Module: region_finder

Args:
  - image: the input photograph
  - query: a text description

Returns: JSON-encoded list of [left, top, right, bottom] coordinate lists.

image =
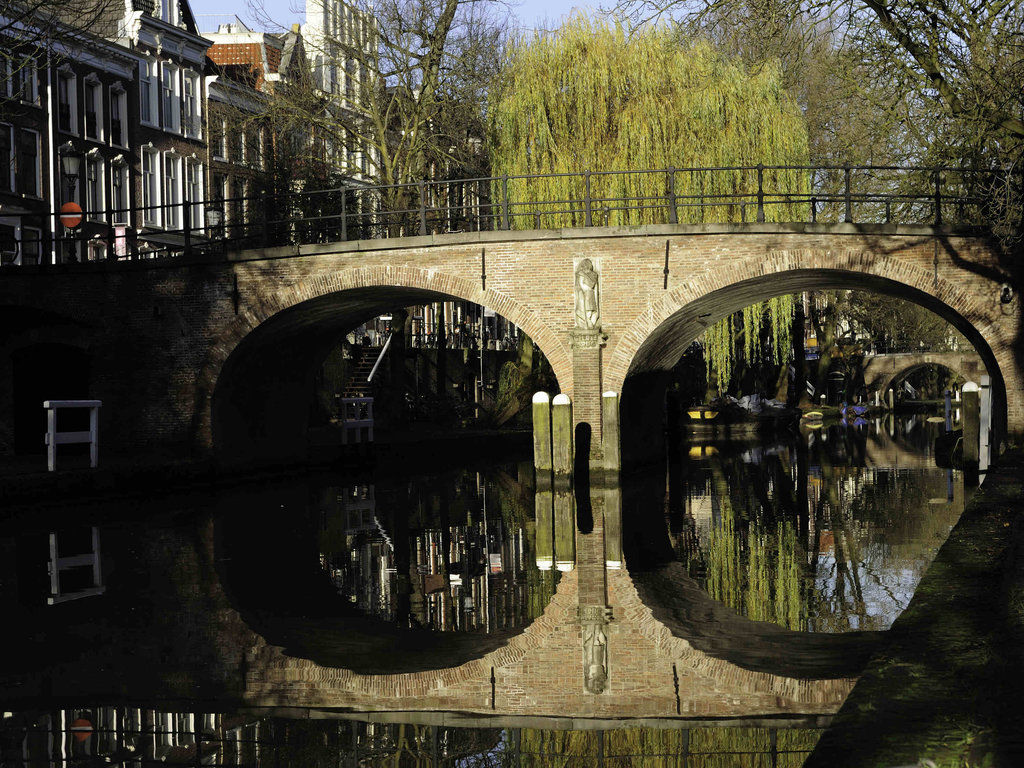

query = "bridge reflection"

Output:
[[0, 707, 826, 767], [0, 423, 962, 724]]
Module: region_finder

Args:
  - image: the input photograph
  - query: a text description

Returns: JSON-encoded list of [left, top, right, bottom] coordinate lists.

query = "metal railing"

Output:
[[0, 164, 1004, 267]]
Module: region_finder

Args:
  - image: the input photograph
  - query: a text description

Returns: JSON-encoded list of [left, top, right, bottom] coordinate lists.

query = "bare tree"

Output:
[[252, 0, 511, 225]]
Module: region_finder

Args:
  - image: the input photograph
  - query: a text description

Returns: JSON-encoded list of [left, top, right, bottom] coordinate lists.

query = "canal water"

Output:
[[0, 415, 964, 766]]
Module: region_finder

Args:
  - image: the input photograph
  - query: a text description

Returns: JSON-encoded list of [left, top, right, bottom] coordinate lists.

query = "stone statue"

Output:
[[583, 621, 608, 694], [575, 259, 600, 329]]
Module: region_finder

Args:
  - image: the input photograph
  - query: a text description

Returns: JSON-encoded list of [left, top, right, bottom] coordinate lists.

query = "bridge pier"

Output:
[[570, 328, 606, 460]]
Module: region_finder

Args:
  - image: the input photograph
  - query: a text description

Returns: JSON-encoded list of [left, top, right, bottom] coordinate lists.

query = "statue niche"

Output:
[[574, 258, 600, 330]]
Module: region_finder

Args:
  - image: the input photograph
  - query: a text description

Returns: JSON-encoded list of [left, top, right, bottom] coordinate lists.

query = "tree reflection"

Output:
[[674, 418, 965, 632]]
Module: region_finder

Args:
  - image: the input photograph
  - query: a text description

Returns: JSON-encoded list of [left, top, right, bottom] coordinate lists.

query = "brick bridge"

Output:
[[0, 222, 1018, 461], [861, 351, 986, 395]]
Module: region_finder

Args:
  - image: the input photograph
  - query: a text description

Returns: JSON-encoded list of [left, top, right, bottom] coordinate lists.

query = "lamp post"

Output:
[[59, 149, 82, 263], [205, 203, 224, 256]]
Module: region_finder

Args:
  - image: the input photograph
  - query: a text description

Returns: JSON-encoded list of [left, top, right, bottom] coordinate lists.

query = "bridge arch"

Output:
[[605, 249, 1010, 450], [864, 354, 984, 397], [196, 265, 571, 460]]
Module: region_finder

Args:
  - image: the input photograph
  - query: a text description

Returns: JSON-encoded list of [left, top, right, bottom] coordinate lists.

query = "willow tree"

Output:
[[489, 18, 807, 391]]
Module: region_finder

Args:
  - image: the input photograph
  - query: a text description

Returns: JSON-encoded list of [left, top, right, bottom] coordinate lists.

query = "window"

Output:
[[186, 159, 202, 231], [161, 64, 180, 132], [0, 125, 11, 192], [84, 79, 102, 140], [22, 226, 41, 265], [85, 156, 103, 220], [110, 160, 129, 223], [228, 129, 241, 163], [87, 241, 106, 261], [159, 0, 179, 25], [246, 128, 261, 168], [164, 154, 181, 229], [345, 59, 356, 102], [183, 72, 200, 138], [110, 87, 127, 146], [210, 171, 227, 203], [140, 60, 158, 125], [142, 148, 160, 225], [211, 117, 226, 160], [11, 60, 37, 103], [57, 72, 77, 134], [15, 129, 38, 196], [231, 178, 244, 232]]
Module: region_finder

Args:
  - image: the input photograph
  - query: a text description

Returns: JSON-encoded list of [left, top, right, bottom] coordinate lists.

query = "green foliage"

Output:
[[515, 726, 821, 766], [489, 17, 810, 228], [704, 295, 794, 392], [706, 511, 805, 630]]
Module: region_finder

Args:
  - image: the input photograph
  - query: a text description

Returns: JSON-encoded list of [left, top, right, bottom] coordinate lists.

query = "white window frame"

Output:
[[12, 59, 37, 104], [110, 158, 129, 224], [0, 123, 12, 193], [238, 127, 246, 165], [211, 116, 227, 160], [142, 147, 161, 226], [183, 71, 201, 139], [140, 60, 158, 126], [16, 128, 40, 198], [159, 0, 179, 26], [22, 225, 42, 264], [185, 159, 203, 233], [83, 76, 103, 141], [164, 152, 182, 229], [161, 63, 180, 133], [85, 154, 104, 221], [87, 240, 106, 261], [57, 70, 78, 135], [109, 86, 127, 147]]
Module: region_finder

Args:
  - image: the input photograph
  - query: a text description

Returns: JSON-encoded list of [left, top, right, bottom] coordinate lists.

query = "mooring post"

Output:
[[944, 389, 953, 432], [554, 490, 576, 571], [532, 391, 552, 475], [979, 374, 991, 471], [604, 484, 623, 570], [886, 388, 895, 411], [962, 381, 980, 482], [535, 487, 554, 571], [552, 394, 573, 480], [601, 392, 620, 473]]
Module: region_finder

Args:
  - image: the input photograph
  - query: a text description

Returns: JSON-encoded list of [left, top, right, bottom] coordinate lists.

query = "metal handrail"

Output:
[[366, 332, 393, 383], [2, 163, 1004, 266]]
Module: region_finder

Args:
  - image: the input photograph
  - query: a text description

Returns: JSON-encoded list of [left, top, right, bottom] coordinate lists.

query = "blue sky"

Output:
[[197, 0, 598, 34]]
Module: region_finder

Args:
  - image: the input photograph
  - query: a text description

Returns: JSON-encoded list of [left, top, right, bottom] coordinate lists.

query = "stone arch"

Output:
[[867, 355, 985, 396], [194, 265, 571, 460], [604, 249, 1013, 438]]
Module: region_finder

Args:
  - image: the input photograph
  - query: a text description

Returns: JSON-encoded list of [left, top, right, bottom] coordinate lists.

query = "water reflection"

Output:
[[665, 416, 965, 632], [0, 413, 971, 765], [0, 706, 824, 767], [315, 472, 558, 633]]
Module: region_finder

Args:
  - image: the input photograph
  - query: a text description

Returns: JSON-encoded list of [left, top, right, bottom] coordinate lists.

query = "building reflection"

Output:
[[317, 471, 559, 633], [0, 708, 821, 767]]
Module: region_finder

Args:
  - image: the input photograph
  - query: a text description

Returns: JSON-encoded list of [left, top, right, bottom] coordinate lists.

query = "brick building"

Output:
[[0, 22, 139, 264], [205, 20, 306, 244]]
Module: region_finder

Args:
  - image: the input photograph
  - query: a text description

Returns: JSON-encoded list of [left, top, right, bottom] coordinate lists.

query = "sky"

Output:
[[197, 0, 598, 35]]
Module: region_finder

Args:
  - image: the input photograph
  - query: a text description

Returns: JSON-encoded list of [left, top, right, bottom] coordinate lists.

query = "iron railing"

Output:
[[0, 164, 1004, 266]]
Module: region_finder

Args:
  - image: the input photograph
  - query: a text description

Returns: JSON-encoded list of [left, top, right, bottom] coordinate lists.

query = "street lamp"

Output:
[[205, 202, 224, 256], [59, 147, 82, 263]]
